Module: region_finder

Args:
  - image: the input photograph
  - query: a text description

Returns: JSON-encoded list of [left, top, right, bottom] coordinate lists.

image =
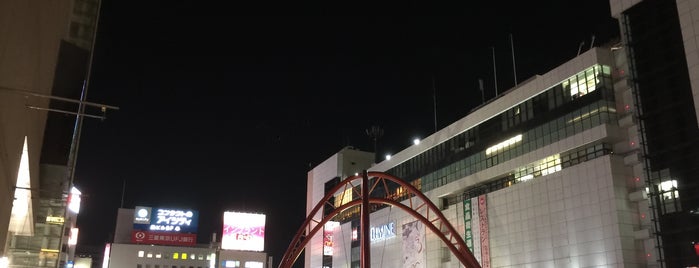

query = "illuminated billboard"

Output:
[[323, 221, 339, 255], [133, 206, 199, 233], [221, 212, 265, 251]]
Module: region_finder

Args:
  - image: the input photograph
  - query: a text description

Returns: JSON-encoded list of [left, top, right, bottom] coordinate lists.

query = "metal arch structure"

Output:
[[278, 171, 481, 268]]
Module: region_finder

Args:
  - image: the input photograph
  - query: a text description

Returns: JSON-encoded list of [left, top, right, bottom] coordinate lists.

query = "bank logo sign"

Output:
[[134, 206, 152, 224]]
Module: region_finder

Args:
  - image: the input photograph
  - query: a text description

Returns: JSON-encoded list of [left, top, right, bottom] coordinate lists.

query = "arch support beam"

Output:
[[279, 171, 481, 268]]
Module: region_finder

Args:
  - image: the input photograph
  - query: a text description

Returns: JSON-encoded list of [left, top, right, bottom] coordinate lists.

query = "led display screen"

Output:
[[221, 212, 266, 251], [133, 206, 199, 233]]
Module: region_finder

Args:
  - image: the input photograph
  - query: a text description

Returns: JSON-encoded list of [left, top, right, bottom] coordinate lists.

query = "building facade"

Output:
[[306, 46, 659, 267], [610, 0, 699, 266], [106, 208, 269, 268], [1, 0, 101, 267]]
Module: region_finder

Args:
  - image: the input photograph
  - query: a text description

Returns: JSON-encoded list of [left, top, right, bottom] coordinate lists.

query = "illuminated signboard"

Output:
[[131, 230, 196, 246], [323, 221, 339, 255], [133, 206, 198, 233], [68, 187, 81, 213], [46, 216, 65, 224], [221, 212, 266, 251], [370, 221, 395, 242], [102, 244, 110, 268], [133, 206, 151, 224], [68, 228, 79, 245]]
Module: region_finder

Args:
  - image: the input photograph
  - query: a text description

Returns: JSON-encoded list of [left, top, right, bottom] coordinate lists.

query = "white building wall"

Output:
[[305, 147, 373, 268], [107, 243, 215, 268], [0, 0, 75, 252], [676, 0, 699, 125], [324, 155, 642, 268]]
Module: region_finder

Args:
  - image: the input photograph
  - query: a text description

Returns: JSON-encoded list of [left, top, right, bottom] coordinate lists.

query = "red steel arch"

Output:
[[278, 171, 481, 268]]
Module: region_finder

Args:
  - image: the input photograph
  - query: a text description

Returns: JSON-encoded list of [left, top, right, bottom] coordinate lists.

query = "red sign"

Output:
[[478, 195, 490, 268], [131, 231, 196, 246]]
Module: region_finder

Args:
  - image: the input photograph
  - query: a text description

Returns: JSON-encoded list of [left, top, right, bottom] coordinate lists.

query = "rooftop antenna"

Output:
[[491, 46, 498, 96], [589, 35, 596, 50], [510, 33, 518, 87], [432, 75, 437, 133], [577, 41, 585, 56], [366, 125, 384, 163], [478, 78, 485, 104], [120, 179, 126, 208]]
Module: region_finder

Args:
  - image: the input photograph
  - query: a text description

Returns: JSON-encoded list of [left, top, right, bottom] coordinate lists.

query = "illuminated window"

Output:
[[659, 180, 679, 200], [138, 251, 145, 257], [173, 253, 179, 260], [181, 253, 187, 260], [224, 260, 240, 268], [190, 253, 195, 260], [245, 261, 264, 268], [514, 154, 562, 182], [147, 252, 153, 258], [334, 188, 353, 208], [564, 65, 602, 98], [486, 134, 522, 155], [197, 254, 203, 260], [156, 253, 162, 259]]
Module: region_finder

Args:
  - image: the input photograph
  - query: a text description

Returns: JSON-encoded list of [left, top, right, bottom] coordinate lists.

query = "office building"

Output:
[[306, 45, 657, 267], [105, 207, 268, 268]]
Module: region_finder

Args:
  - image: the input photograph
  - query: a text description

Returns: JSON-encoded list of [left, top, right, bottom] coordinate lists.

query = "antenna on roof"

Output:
[[577, 41, 585, 56], [589, 35, 596, 50], [478, 78, 485, 104], [432, 75, 437, 133], [510, 33, 518, 87], [120, 179, 126, 208], [366, 125, 384, 163], [491, 46, 498, 96]]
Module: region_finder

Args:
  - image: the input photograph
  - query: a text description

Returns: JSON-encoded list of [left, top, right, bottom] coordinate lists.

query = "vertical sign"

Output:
[[323, 221, 339, 256], [402, 221, 425, 268], [478, 195, 490, 268], [463, 199, 473, 252]]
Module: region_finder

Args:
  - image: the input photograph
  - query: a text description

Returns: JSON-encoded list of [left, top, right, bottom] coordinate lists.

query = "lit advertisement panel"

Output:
[[68, 187, 81, 213], [323, 221, 339, 255], [221, 212, 265, 251], [131, 230, 196, 246], [133, 207, 199, 233]]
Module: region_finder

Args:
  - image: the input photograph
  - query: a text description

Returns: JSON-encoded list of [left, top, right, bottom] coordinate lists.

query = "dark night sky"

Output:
[[73, 0, 619, 264]]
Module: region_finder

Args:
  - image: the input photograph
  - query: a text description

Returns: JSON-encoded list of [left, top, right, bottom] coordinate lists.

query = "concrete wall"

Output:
[[0, 0, 75, 254]]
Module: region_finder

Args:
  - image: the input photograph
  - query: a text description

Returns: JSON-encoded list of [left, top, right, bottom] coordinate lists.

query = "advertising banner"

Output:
[[402, 220, 425, 268], [323, 221, 339, 256], [478, 195, 490, 268], [463, 199, 473, 252], [131, 230, 196, 246], [221, 212, 266, 251]]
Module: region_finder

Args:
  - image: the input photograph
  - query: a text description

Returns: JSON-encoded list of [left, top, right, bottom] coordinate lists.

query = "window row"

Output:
[[422, 100, 616, 192], [388, 64, 613, 183], [440, 142, 612, 208], [137, 250, 212, 261]]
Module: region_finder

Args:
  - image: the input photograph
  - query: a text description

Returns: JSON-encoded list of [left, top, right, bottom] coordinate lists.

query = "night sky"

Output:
[[73, 0, 619, 264]]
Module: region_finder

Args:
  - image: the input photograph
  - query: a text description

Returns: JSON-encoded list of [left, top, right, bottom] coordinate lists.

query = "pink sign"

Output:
[[131, 230, 196, 246], [221, 212, 266, 251], [478, 195, 490, 268]]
